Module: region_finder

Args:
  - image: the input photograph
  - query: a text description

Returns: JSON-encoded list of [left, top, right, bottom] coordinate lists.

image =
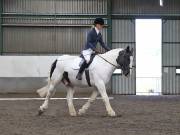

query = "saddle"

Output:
[[72, 53, 96, 70], [63, 54, 96, 87], [80, 53, 96, 68]]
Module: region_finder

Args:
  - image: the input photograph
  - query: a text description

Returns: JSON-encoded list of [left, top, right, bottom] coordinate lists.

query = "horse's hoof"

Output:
[[110, 114, 116, 117], [70, 113, 77, 117], [38, 109, 44, 116], [69, 111, 77, 117], [108, 114, 116, 117], [108, 111, 116, 117], [78, 109, 85, 116]]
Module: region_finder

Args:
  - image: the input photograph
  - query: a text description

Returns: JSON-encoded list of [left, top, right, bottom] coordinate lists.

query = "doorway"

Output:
[[136, 19, 162, 95]]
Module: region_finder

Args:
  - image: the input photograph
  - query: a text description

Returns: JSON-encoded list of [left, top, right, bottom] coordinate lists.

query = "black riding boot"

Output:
[[76, 61, 88, 80]]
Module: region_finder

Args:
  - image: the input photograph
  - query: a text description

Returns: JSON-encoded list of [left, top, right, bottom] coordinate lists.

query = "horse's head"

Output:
[[116, 46, 134, 76]]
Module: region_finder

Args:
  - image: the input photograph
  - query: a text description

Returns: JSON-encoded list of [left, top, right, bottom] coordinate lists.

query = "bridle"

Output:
[[97, 53, 133, 70], [97, 54, 120, 68]]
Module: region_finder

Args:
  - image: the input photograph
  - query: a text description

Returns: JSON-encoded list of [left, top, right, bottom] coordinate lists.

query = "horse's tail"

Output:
[[50, 59, 58, 79], [37, 59, 58, 97], [36, 81, 49, 98]]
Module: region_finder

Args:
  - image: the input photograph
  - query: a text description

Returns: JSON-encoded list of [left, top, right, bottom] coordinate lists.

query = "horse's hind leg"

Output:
[[78, 90, 98, 116], [66, 86, 76, 116], [38, 83, 55, 115], [38, 71, 62, 115]]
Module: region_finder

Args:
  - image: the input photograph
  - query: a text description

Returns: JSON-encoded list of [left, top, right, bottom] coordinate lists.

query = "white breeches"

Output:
[[82, 49, 94, 63]]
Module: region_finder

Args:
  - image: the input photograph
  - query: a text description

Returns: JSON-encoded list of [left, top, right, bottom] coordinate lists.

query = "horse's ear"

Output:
[[126, 46, 130, 52]]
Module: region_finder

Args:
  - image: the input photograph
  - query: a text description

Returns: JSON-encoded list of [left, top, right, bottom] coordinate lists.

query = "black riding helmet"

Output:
[[94, 18, 104, 25]]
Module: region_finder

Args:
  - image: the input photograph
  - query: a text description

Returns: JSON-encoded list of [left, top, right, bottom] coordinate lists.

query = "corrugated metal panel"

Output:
[[55, 27, 87, 54], [162, 43, 180, 66], [3, 26, 107, 54], [3, 0, 55, 13], [162, 19, 180, 95], [3, 27, 55, 53], [112, 69, 136, 94], [111, 43, 136, 94], [2, 0, 108, 54], [162, 67, 180, 94], [3, 0, 107, 14], [3, 19, 108, 54], [163, 20, 180, 42], [176, 75, 180, 94], [112, 19, 135, 42], [112, 43, 135, 50], [3, 17, 55, 25], [56, 27, 107, 54], [111, 19, 136, 94], [2, 17, 96, 26], [112, 0, 180, 15], [55, 0, 107, 14]]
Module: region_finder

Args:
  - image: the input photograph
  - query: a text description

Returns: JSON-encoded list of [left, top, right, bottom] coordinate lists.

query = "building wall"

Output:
[[112, 0, 180, 15], [0, 56, 97, 93], [0, 0, 110, 93], [3, 0, 107, 14], [2, 0, 108, 54], [0, 56, 57, 93], [111, 19, 136, 94], [0, 0, 180, 94], [3, 26, 107, 54], [162, 19, 180, 94], [111, 0, 180, 95]]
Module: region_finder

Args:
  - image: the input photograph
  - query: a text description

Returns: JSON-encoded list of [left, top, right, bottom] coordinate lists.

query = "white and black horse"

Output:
[[37, 46, 134, 117]]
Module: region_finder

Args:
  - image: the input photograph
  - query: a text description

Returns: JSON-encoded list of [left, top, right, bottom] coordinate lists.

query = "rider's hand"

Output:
[[95, 50, 101, 54]]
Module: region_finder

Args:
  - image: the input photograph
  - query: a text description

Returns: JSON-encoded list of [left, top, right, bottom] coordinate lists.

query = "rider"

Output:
[[76, 17, 111, 80]]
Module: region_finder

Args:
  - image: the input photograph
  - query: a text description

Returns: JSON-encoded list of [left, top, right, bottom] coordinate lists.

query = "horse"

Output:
[[37, 46, 134, 117]]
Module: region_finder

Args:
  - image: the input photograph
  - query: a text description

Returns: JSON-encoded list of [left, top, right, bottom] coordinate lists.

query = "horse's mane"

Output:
[[100, 48, 124, 57]]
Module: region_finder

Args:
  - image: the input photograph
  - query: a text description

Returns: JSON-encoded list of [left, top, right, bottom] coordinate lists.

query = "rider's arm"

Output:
[[98, 34, 111, 51]]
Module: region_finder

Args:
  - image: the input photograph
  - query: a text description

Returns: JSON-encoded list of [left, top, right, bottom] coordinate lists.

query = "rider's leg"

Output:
[[76, 60, 88, 80], [76, 49, 92, 80]]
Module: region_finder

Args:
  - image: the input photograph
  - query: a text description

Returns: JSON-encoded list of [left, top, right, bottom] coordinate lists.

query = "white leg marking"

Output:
[[40, 84, 55, 111], [66, 87, 77, 116], [78, 90, 98, 115], [95, 80, 116, 117], [39, 70, 62, 112]]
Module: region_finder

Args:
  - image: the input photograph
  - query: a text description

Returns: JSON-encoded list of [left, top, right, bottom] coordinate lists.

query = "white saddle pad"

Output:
[[71, 57, 84, 70]]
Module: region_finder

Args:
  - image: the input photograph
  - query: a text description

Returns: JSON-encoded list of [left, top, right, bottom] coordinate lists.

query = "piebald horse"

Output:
[[37, 46, 134, 117]]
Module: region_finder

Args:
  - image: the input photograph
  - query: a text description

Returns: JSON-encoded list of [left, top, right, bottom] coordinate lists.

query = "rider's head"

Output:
[[94, 18, 104, 30]]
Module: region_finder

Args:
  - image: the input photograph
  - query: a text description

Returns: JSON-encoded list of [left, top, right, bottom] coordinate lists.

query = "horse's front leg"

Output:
[[78, 90, 99, 115], [66, 86, 77, 116], [95, 80, 116, 117]]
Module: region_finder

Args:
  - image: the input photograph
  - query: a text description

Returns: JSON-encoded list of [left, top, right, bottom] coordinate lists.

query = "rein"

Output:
[[97, 54, 119, 68]]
